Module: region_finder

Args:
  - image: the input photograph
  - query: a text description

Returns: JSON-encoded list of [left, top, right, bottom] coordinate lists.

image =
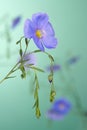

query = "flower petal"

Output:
[[23, 53, 36, 66], [32, 12, 49, 28], [53, 98, 71, 115], [33, 36, 45, 51], [23, 13, 58, 50], [44, 22, 55, 36], [43, 36, 58, 49], [46, 64, 61, 72], [46, 109, 64, 120], [24, 19, 34, 38]]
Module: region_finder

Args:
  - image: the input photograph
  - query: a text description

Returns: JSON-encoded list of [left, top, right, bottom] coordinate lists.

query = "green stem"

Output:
[[23, 39, 30, 57], [0, 62, 19, 84], [0, 37, 30, 84], [31, 50, 54, 60]]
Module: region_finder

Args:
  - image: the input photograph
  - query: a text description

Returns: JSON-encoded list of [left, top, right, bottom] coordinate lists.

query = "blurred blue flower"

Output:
[[46, 98, 71, 120], [24, 12, 58, 51], [46, 64, 61, 72], [52, 98, 71, 115], [46, 108, 64, 120], [12, 16, 21, 28], [19, 52, 36, 70], [67, 56, 80, 65]]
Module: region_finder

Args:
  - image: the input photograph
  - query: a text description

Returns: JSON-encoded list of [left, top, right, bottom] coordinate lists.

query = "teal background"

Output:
[[0, 0, 87, 130]]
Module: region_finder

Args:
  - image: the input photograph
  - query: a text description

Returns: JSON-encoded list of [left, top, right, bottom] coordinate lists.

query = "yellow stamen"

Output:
[[36, 30, 42, 38]]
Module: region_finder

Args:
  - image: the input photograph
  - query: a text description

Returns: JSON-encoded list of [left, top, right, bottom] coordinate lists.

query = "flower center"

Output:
[[36, 30, 43, 38], [58, 103, 65, 110]]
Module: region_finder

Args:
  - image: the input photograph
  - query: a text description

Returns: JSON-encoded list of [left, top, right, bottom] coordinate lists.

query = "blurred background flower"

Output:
[[19, 52, 37, 70], [67, 56, 80, 65], [46, 108, 64, 120], [11, 16, 22, 29], [52, 98, 71, 115], [46, 98, 72, 121], [46, 64, 61, 72]]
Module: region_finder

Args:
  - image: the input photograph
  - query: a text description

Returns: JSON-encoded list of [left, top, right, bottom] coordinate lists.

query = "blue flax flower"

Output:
[[46, 98, 71, 120], [52, 98, 71, 115], [12, 16, 21, 28], [24, 12, 58, 51], [19, 52, 36, 70]]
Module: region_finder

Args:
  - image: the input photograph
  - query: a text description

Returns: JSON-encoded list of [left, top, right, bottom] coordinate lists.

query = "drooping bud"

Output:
[[48, 74, 53, 83], [20, 65, 26, 78], [36, 107, 41, 118], [50, 90, 56, 102]]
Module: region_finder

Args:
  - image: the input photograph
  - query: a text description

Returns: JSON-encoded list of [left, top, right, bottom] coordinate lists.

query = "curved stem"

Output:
[[31, 50, 56, 102]]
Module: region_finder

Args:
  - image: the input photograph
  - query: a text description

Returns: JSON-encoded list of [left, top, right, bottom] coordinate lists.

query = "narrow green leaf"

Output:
[[16, 40, 20, 44], [48, 55, 54, 62], [33, 50, 41, 53], [25, 38, 29, 46], [5, 76, 16, 79], [36, 79, 39, 89], [34, 88, 38, 99], [30, 66, 45, 72], [25, 64, 34, 68], [32, 101, 37, 108], [19, 49, 23, 57], [19, 59, 29, 65]]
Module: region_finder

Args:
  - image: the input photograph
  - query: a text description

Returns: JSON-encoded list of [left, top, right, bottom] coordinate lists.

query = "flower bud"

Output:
[[48, 74, 53, 83]]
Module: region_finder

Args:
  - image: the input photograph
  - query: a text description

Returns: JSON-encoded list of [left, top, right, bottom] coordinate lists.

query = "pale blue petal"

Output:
[[33, 36, 45, 51], [43, 22, 55, 36], [24, 19, 34, 38], [32, 12, 49, 28], [46, 109, 64, 120], [43, 36, 58, 49]]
